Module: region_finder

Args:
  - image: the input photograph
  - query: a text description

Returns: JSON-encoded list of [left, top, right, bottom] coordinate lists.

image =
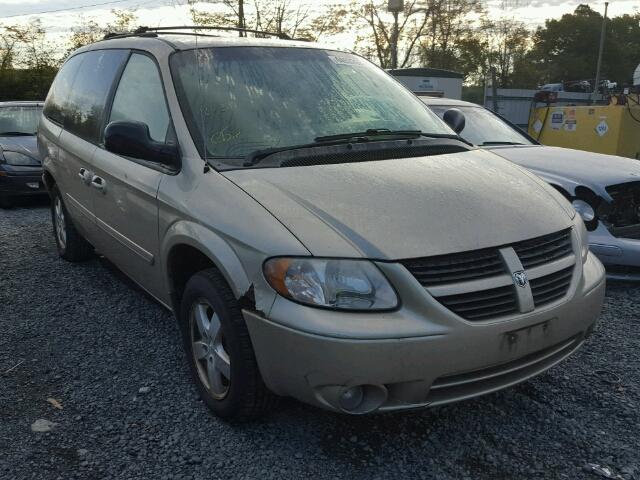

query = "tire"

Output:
[[50, 185, 94, 262], [0, 195, 12, 209], [179, 268, 277, 421]]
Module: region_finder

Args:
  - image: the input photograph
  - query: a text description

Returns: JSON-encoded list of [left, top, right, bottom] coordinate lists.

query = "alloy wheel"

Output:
[[54, 196, 66, 249], [190, 300, 231, 399]]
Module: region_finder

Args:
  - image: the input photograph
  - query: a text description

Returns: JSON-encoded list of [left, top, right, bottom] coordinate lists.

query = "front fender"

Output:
[[161, 220, 251, 301]]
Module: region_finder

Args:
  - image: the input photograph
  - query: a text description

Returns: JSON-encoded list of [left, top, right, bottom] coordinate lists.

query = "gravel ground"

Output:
[[1, 200, 639, 480]]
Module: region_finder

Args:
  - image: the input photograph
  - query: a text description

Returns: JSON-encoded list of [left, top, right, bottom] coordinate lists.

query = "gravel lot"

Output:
[[1, 200, 639, 480]]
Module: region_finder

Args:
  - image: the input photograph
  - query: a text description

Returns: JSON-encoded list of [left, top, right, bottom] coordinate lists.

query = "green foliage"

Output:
[[0, 19, 59, 101], [523, 4, 640, 86]]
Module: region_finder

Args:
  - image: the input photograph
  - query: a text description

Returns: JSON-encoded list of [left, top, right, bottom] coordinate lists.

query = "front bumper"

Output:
[[588, 223, 640, 278], [0, 171, 46, 197], [245, 253, 605, 414]]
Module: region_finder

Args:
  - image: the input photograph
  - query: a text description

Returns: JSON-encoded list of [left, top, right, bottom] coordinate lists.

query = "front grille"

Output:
[[437, 285, 518, 321], [399, 248, 503, 287], [402, 228, 576, 321], [604, 182, 640, 238], [513, 229, 573, 269], [530, 266, 573, 307]]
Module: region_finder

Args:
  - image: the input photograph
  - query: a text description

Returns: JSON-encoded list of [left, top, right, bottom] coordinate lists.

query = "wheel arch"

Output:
[[162, 221, 252, 313], [42, 168, 56, 194]]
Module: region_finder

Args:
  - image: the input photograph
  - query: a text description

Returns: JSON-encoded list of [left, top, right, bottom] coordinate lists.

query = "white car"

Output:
[[421, 96, 640, 280]]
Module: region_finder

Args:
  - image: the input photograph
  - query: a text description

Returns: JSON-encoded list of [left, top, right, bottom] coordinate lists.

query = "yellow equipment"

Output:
[[528, 95, 640, 160]]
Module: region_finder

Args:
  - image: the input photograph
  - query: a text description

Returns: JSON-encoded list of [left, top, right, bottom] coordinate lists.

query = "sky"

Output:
[[0, 0, 638, 51]]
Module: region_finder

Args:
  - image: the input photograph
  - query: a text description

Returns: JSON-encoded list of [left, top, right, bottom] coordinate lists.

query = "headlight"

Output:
[[571, 199, 595, 222], [263, 257, 398, 310], [576, 216, 589, 262], [2, 151, 40, 166]]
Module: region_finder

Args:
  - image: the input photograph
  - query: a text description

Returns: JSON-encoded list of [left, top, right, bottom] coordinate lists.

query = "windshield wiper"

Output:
[[314, 128, 462, 143], [480, 141, 525, 146], [243, 129, 469, 167], [0, 131, 35, 136]]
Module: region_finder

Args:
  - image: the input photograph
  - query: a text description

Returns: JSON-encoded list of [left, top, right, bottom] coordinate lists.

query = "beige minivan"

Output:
[[38, 28, 606, 421]]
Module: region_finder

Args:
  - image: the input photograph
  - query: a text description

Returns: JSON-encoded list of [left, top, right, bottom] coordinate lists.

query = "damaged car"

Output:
[[0, 101, 45, 208], [423, 96, 640, 280], [39, 30, 605, 420]]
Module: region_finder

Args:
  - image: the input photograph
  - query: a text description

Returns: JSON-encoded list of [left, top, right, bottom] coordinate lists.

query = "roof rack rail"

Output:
[[133, 25, 300, 40], [102, 25, 311, 42]]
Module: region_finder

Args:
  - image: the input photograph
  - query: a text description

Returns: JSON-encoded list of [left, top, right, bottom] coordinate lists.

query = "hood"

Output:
[[223, 149, 573, 259], [0, 135, 40, 162], [487, 145, 640, 199]]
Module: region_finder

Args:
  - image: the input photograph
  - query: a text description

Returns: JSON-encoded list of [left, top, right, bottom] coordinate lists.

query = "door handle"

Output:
[[78, 168, 92, 184], [90, 175, 106, 193]]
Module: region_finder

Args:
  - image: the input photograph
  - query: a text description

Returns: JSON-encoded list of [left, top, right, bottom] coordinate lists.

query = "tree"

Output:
[[418, 0, 485, 71], [334, 0, 486, 74], [189, 0, 344, 40], [343, 0, 433, 69], [482, 18, 531, 87], [67, 9, 138, 54], [0, 20, 59, 100], [522, 5, 640, 87]]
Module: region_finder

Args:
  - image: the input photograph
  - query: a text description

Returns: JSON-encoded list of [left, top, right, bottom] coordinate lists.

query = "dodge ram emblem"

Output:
[[513, 270, 528, 288]]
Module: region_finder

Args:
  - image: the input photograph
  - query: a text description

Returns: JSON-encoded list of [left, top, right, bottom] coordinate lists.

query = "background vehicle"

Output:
[[0, 101, 45, 208], [39, 29, 605, 421], [422, 96, 640, 279]]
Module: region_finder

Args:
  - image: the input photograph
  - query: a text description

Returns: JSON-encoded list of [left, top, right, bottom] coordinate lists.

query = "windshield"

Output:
[[0, 106, 42, 135], [171, 47, 452, 165], [427, 105, 532, 147]]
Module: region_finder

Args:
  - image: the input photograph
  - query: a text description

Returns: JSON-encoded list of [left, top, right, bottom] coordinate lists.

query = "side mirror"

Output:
[[442, 108, 466, 134], [104, 121, 178, 166]]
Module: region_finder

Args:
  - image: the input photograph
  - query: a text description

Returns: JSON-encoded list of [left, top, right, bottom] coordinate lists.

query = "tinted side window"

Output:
[[43, 54, 84, 125], [109, 54, 170, 143], [64, 49, 128, 142]]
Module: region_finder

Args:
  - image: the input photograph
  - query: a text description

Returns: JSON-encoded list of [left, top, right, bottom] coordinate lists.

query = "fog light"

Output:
[[339, 386, 364, 411]]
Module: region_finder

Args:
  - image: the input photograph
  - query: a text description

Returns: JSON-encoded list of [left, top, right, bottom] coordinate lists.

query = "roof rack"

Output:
[[103, 25, 307, 41]]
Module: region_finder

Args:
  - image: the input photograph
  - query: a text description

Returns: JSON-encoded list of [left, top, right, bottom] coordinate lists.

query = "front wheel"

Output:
[[50, 185, 94, 262], [179, 268, 277, 421]]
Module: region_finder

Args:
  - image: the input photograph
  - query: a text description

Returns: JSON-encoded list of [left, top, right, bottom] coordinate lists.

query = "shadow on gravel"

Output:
[[2, 195, 49, 210]]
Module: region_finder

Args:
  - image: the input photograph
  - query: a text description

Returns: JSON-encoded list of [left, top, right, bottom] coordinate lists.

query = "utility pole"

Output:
[[387, 0, 404, 69], [490, 66, 499, 112], [592, 1, 609, 104], [238, 0, 245, 37]]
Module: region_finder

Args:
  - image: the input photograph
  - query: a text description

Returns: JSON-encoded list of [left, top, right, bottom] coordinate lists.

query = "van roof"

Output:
[[90, 32, 333, 53]]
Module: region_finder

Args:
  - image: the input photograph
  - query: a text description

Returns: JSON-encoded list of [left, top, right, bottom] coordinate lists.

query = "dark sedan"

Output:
[[0, 101, 46, 208]]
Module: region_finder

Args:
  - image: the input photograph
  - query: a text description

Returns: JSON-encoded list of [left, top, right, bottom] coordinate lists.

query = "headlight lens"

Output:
[[2, 151, 40, 166], [576, 216, 589, 262], [571, 199, 595, 222], [263, 257, 398, 310]]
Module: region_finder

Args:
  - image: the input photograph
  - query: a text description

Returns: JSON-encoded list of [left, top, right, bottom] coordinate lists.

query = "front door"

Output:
[[90, 52, 174, 300]]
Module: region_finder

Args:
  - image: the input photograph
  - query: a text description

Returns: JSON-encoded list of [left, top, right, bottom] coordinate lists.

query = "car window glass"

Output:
[[0, 106, 42, 134], [109, 53, 170, 143], [43, 54, 84, 125], [170, 47, 452, 161], [64, 49, 129, 142], [428, 105, 532, 146]]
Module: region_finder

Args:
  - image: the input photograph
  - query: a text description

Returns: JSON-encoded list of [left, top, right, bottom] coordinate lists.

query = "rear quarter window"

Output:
[[43, 54, 84, 125]]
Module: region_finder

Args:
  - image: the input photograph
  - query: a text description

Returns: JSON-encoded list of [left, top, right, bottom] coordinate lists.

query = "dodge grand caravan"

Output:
[[38, 28, 606, 421]]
